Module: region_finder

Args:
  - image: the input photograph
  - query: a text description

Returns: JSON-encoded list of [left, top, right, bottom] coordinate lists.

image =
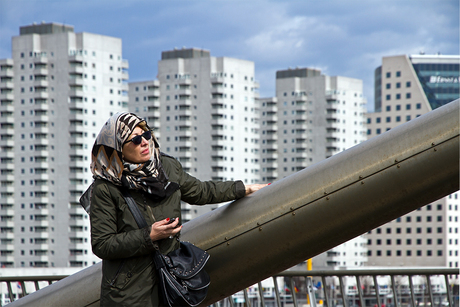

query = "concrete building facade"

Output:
[[366, 54, 460, 271], [0, 22, 128, 268], [130, 48, 261, 222], [259, 67, 368, 269]]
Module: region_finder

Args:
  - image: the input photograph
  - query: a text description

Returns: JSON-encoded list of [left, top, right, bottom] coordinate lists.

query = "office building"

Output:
[[366, 54, 460, 269], [0, 22, 128, 268], [259, 67, 368, 269]]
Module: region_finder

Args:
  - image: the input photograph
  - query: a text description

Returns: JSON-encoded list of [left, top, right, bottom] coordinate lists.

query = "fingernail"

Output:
[[268, 183, 271, 185], [166, 218, 170, 222]]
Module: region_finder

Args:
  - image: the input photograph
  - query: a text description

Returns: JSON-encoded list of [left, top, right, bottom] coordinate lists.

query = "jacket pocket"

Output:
[[103, 256, 154, 290]]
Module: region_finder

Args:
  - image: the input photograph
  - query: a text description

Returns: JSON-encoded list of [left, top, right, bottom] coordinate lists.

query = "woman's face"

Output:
[[122, 126, 151, 164]]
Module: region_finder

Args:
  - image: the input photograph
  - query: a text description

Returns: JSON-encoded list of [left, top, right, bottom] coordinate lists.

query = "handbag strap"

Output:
[[120, 189, 149, 229]]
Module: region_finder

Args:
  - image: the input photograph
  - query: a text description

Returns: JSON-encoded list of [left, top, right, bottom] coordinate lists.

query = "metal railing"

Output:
[[1, 268, 457, 306], [211, 268, 459, 307]]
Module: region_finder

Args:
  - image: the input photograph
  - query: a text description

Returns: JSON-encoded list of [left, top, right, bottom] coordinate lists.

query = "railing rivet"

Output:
[[326, 197, 330, 200], [397, 165, 401, 168]]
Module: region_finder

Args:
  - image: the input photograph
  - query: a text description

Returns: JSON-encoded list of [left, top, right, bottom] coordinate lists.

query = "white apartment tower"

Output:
[[130, 48, 261, 221], [260, 68, 367, 181], [366, 54, 460, 270], [260, 67, 368, 269], [0, 22, 128, 268]]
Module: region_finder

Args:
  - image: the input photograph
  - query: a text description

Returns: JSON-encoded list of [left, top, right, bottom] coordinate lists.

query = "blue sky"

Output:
[[0, 0, 458, 110]]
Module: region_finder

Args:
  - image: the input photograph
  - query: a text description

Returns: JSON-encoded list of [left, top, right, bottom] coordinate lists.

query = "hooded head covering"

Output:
[[90, 112, 177, 199]]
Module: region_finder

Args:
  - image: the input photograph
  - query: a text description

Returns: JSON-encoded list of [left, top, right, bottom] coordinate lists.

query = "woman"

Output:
[[90, 112, 266, 306]]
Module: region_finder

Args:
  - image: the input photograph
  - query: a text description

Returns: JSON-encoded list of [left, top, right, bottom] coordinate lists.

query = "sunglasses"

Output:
[[123, 130, 152, 146]]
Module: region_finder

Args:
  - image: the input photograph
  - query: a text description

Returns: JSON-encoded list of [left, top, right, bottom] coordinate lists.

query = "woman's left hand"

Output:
[[245, 183, 270, 196]]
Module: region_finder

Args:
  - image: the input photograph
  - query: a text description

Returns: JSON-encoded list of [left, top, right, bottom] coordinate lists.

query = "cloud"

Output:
[[0, 0, 458, 105]]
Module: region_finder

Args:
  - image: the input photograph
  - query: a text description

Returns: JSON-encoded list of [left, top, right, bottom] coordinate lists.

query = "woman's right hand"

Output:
[[149, 218, 182, 241]]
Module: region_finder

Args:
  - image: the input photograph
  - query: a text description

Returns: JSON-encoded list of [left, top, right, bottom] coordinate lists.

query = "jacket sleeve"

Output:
[[174, 162, 246, 205], [90, 181, 156, 260]]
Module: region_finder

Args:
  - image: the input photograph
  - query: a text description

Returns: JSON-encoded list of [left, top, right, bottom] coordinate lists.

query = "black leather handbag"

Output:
[[121, 189, 211, 307]]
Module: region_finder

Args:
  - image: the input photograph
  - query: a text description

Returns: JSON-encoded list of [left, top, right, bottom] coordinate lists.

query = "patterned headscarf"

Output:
[[91, 112, 178, 199]]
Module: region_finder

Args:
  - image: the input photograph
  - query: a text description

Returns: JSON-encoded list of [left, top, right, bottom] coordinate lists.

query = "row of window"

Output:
[[21, 50, 121, 60], [385, 71, 402, 78], [369, 238, 444, 245], [370, 227, 446, 234], [369, 249, 443, 257], [386, 93, 412, 100], [385, 81, 411, 89]]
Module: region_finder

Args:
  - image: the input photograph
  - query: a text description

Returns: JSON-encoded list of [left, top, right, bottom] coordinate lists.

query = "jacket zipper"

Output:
[[109, 259, 125, 286]]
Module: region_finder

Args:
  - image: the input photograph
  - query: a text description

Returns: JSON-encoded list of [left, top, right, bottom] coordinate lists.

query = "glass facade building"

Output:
[[374, 54, 459, 112], [410, 55, 460, 109]]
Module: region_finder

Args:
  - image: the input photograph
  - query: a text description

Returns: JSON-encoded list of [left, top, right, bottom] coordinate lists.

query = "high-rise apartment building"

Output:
[[129, 48, 261, 221], [259, 67, 368, 269], [366, 54, 460, 269], [0, 22, 128, 268], [260, 68, 367, 182]]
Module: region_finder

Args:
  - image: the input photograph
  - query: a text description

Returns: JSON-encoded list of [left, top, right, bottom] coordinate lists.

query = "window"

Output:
[[376, 117, 381, 123], [416, 103, 422, 109], [406, 81, 411, 87], [387, 250, 392, 256], [407, 250, 412, 256], [416, 227, 422, 233], [386, 83, 391, 89], [386, 106, 391, 111], [406, 227, 412, 233], [406, 93, 411, 99], [406, 216, 411, 222], [386, 94, 391, 100], [386, 72, 391, 78], [386, 117, 391, 123], [396, 93, 401, 99], [396, 71, 401, 77], [406, 115, 411, 121], [376, 128, 381, 135], [396, 116, 401, 122], [386, 228, 391, 234], [396, 104, 401, 111], [386, 239, 391, 245]]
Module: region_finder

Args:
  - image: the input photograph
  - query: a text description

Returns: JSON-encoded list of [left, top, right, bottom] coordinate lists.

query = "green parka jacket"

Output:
[[90, 154, 246, 307]]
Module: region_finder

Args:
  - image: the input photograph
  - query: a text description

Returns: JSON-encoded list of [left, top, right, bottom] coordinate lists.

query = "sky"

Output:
[[0, 0, 458, 111]]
